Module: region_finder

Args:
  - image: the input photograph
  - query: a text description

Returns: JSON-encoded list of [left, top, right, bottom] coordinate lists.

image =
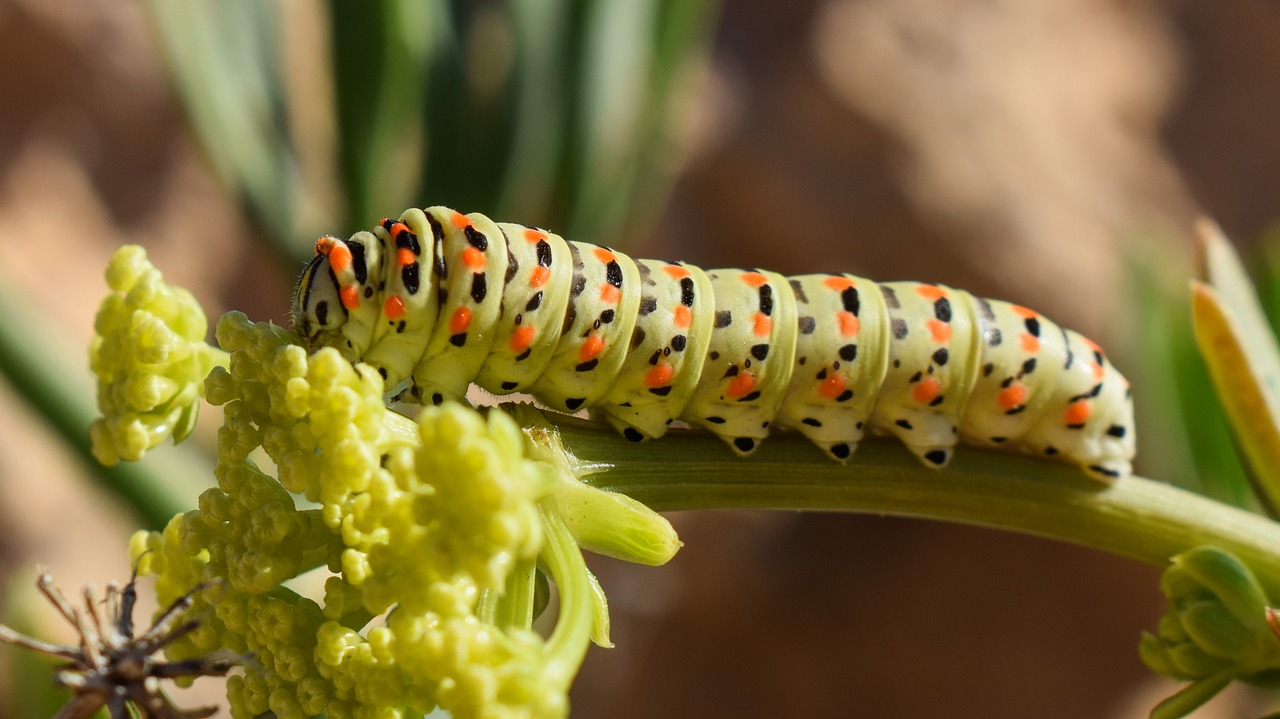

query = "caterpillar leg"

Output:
[[905, 444, 953, 467], [603, 414, 658, 444], [814, 440, 859, 462]]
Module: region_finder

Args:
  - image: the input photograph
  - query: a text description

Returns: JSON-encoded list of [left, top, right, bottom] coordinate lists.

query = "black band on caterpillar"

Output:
[[292, 206, 1135, 481]]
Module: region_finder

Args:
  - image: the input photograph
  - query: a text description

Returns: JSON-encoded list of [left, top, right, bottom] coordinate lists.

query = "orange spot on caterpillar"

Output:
[[818, 372, 847, 399], [823, 276, 854, 291], [339, 285, 359, 309], [328, 244, 353, 273], [451, 212, 471, 228], [916, 285, 946, 301], [593, 247, 616, 264], [529, 266, 550, 288], [383, 295, 405, 320], [752, 313, 772, 337], [913, 376, 941, 404], [523, 228, 546, 243], [1011, 305, 1038, 319], [645, 363, 674, 387], [663, 264, 691, 279], [1020, 333, 1040, 353], [315, 237, 337, 256], [461, 246, 486, 270], [1092, 362, 1105, 380], [998, 383, 1027, 411], [1083, 336, 1104, 353], [740, 272, 769, 287], [673, 305, 692, 329], [927, 319, 951, 343], [837, 311, 860, 337], [510, 325, 535, 353], [449, 307, 472, 334], [397, 247, 415, 267], [1064, 400, 1092, 425], [726, 371, 757, 399], [579, 334, 605, 361], [600, 283, 621, 305]]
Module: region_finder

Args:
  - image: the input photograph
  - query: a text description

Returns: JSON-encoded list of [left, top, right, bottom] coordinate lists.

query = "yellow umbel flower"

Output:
[[90, 245, 226, 464]]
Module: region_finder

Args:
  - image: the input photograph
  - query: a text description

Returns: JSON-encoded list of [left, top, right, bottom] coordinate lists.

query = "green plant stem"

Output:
[[544, 413, 1280, 597]]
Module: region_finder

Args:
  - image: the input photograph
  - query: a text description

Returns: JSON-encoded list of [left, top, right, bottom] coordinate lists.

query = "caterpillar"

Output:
[[292, 206, 1135, 481]]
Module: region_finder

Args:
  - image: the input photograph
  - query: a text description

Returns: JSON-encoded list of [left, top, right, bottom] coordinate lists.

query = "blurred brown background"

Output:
[[1, 0, 1278, 717]]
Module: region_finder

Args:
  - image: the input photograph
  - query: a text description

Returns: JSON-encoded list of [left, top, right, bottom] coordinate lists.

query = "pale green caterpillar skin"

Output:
[[293, 206, 1135, 481]]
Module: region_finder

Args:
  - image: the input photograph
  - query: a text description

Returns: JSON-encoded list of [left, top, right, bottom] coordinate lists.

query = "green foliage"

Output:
[[149, 0, 721, 263]]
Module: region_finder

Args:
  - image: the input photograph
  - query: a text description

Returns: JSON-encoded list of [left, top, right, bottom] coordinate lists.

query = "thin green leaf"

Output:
[[1193, 221, 1280, 513], [146, 1, 299, 259], [328, 0, 434, 230], [1149, 671, 1236, 719], [1199, 219, 1280, 381], [566, 0, 719, 242], [1123, 241, 1249, 504]]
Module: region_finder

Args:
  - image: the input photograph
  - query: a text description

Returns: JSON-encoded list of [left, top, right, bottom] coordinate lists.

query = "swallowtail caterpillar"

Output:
[[292, 206, 1135, 481]]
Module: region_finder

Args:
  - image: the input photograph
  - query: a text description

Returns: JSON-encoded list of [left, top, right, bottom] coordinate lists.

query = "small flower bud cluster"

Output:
[[133, 311, 566, 718], [90, 245, 226, 464], [1141, 546, 1280, 716]]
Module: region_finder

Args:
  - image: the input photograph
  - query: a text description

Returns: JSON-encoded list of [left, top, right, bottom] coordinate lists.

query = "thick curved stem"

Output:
[[546, 414, 1280, 598]]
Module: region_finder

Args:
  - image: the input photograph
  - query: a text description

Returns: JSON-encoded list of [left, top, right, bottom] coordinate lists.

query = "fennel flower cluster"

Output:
[[89, 245, 226, 465], [101, 246, 594, 718]]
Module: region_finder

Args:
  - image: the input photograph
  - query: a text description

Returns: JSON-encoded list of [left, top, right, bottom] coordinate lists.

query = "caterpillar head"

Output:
[[292, 235, 375, 360]]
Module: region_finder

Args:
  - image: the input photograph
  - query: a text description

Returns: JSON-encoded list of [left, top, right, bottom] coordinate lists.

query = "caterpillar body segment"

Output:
[[680, 269, 798, 454], [776, 274, 891, 461], [863, 282, 984, 468], [599, 259, 716, 441], [292, 205, 1136, 482]]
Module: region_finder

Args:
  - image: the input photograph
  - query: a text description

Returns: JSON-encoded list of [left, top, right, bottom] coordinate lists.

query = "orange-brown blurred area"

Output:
[[1, 0, 1277, 716]]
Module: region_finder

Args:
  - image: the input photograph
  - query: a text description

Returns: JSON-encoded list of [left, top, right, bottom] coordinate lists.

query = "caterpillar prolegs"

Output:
[[292, 206, 1136, 481]]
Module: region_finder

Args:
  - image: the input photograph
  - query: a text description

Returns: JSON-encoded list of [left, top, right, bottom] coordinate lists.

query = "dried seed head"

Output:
[[0, 568, 246, 719]]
